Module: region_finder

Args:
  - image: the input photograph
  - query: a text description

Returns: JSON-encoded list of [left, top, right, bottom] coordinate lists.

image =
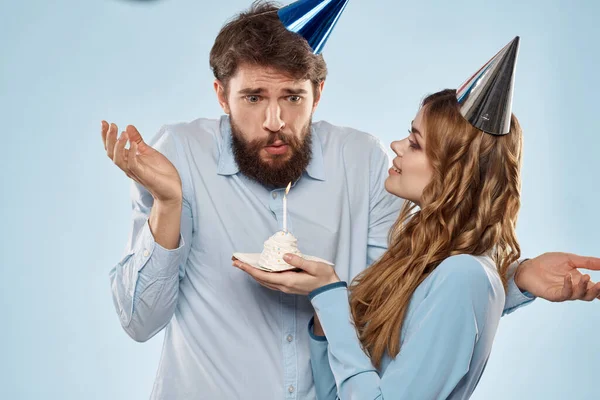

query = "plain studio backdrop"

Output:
[[1, 0, 598, 399]]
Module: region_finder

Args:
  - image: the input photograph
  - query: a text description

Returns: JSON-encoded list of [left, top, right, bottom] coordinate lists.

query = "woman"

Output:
[[235, 86, 524, 398]]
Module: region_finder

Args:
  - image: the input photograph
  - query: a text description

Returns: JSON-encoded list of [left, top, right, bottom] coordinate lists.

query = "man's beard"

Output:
[[230, 117, 313, 188]]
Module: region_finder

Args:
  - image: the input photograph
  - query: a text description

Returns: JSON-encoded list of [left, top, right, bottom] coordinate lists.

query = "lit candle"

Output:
[[283, 182, 292, 232]]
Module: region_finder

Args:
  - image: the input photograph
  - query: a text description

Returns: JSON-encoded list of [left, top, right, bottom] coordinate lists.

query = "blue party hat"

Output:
[[277, 0, 350, 55]]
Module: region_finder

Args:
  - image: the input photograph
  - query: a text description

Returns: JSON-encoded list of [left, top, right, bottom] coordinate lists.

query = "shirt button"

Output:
[[272, 192, 278, 199], [143, 249, 150, 257], [288, 385, 295, 393], [287, 335, 293, 342]]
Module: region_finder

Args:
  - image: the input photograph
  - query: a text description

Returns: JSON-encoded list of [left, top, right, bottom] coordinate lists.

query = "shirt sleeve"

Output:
[[109, 125, 194, 342], [308, 316, 338, 400], [366, 139, 403, 266], [503, 258, 536, 315], [309, 256, 504, 399]]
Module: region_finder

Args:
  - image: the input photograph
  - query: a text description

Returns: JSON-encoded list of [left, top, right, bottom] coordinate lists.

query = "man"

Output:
[[102, 1, 600, 399]]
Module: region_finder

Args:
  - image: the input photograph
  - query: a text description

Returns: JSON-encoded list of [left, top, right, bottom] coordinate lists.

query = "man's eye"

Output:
[[246, 95, 261, 103], [288, 95, 301, 102]]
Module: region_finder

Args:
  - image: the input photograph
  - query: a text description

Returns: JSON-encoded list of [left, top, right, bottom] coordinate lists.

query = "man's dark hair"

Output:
[[209, 1, 328, 93]]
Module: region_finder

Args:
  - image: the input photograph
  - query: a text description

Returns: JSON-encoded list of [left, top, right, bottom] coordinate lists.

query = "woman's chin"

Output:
[[384, 180, 403, 199]]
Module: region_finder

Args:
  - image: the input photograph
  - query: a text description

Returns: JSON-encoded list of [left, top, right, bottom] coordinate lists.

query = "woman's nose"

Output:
[[390, 140, 404, 157]]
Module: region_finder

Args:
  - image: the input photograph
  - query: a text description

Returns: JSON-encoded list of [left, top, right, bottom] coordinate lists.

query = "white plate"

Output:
[[232, 252, 334, 272]]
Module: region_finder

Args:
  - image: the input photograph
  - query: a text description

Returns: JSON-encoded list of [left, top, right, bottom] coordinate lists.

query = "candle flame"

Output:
[[285, 182, 292, 196]]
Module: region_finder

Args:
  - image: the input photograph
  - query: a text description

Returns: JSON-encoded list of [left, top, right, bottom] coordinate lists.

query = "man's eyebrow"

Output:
[[282, 88, 308, 95], [237, 88, 265, 95]]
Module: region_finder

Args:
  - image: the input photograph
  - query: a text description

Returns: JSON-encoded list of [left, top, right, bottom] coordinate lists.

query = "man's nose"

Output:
[[263, 103, 285, 133]]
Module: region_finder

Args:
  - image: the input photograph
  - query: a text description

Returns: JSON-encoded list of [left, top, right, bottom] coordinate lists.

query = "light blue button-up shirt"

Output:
[[109, 116, 533, 399], [308, 255, 506, 399]]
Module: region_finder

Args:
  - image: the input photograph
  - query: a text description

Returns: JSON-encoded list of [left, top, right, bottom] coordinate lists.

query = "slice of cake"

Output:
[[257, 231, 303, 271]]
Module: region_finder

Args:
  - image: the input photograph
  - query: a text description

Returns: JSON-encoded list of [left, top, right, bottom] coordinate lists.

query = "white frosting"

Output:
[[258, 231, 303, 270]]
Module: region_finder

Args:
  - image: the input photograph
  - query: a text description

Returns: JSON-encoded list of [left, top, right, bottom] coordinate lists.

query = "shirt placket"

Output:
[[281, 292, 298, 399], [269, 188, 298, 398]]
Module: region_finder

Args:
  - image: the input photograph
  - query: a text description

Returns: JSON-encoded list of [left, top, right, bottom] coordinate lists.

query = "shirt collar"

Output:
[[217, 115, 326, 182]]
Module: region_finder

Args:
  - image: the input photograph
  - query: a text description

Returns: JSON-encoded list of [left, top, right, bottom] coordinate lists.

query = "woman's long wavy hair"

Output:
[[349, 89, 523, 369]]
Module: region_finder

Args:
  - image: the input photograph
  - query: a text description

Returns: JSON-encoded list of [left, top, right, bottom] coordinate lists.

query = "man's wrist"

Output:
[[155, 197, 183, 211], [514, 258, 531, 292]]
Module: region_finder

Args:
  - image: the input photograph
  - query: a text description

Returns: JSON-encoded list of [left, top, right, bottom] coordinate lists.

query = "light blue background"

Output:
[[1, 0, 598, 399]]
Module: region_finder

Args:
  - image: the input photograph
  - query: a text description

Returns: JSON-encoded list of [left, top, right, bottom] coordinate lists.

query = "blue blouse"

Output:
[[308, 254, 508, 399]]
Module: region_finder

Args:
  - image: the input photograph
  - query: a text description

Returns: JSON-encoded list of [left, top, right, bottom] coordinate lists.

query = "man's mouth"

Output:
[[265, 140, 288, 154], [264, 141, 289, 155]]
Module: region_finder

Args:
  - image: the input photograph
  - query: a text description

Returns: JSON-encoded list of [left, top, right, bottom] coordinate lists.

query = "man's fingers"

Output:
[[113, 131, 129, 170], [126, 125, 145, 146], [582, 281, 600, 302], [572, 274, 590, 300], [101, 121, 109, 150], [561, 274, 574, 301], [568, 254, 600, 271], [127, 139, 140, 174], [106, 123, 119, 159]]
